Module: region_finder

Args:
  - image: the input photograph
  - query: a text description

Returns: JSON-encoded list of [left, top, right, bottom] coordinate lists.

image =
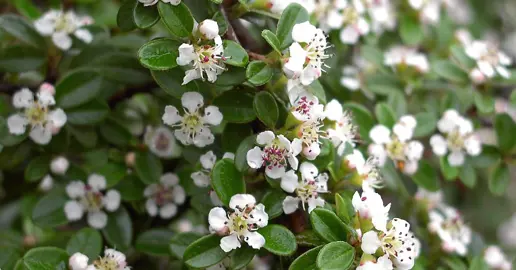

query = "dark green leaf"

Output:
[[66, 100, 110, 125], [222, 123, 253, 153], [223, 40, 249, 67], [95, 163, 126, 187], [469, 256, 488, 270], [440, 156, 459, 180], [169, 232, 202, 259], [117, 0, 137, 31], [99, 119, 132, 147], [138, 38, 180, 70], [413, 112, 437, 138], [133, 2, 160, 29], [374, 102, 396, 128], [56, 70, 104, 109], [246, 61, 274, 86], [412, 160, 440, 191], [183, 234, 227, 268], [135, 151, 163, 184], [310, 208, 348, 243], [489, 163, 509, 196], [494, 113, 516, 152], [473, 91, 495, 114], [276, 3, 309, 49], [335, 194, 353, 224], [13, 0, 41, 19], [136, 229, 175, 256], [25, 156, 50, 182], [116, 174, 146, 201], [459, 162, 477, 188], [316, 241, 354, 270], [230, 247, 257, 270], [289, 246, 322, 270], [470, 145, 500, 169], [22, 247, 68, 269], [31, 191, 68, 228], [259, 224, 297, 256], [0, 45, 46, 72], [102, 206, 133, 251], [213, 90, 256, 123], [158, 2, 194, 38], [431, 60, 469, 83], [151, 68, 199, 99], [66, 228, 102, 260], [261, 30, 281, 53], [211, 159, 245, 206], [234, 135, 256, 172], [0, 14, 45, 47], [261, 189, 285, 219], [253, 91, 279, 128]]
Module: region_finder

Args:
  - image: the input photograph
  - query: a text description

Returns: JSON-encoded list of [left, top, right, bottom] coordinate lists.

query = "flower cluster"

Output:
[[69, 248, 130, 270], [144, 173, 186, 219], [209, 194, 269, 252], [465, 40, 512, 84], [144, 125, 182, 158], [369, 115, 424, 175], [64, 174, 121, 229], [34, 10, 93, 50]]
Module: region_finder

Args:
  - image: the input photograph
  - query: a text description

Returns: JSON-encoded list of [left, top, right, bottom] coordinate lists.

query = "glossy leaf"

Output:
[[259, 224, 297, 256], [211, 159, 245, 206], [138, 38, 180, 70]]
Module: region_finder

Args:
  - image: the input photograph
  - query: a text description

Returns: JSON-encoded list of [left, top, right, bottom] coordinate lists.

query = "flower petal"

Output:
[[29, 124, 52, 145], [162, 105, 182, 125], [172, 186, 186, 205], [280, 170, 298, 193], [292, 21, 317, 43], [229, 194, 256, 210], [361, 231, 381, 254], [203, 106, 223, 126], [145, 199, 158, 216], [160, 172, 179, 187], [244, 231, 266, 250], [282, 196, 300, 214], [7, 114, 28, 135], [49, 108, 67, 128], [220, 234, 241, 252], [181, 92, 204, 113], [191, 172, 211, 187], [266, 165, 286, 179], [257, 131, 275, 145], [87, 211, 108, 229], [159, 203, 178, 219], [74, 29, 93, 43], [246, 147, 264, 169], [103, 190, 121, 212], [88, 174, 107, 191], [64, 200, 84, 221], [12, 88, 34, 108], [52, 31, 72, 50]]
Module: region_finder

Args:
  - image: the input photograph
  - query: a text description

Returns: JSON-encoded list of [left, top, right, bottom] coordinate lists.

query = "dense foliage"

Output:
[[1, 0, 516, 269]]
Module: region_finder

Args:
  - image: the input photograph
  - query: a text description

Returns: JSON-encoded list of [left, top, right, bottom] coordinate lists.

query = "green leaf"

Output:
[[387, 91, 407, 118], [56, 70, 105, 109], [223, 40, 249, 67], [413, 112, 437, 138], [152, 68, 199, 98], [253, 91, 279, 128], [470, 145, 501, 168], [450, 45, 476, 69], [135, 151, 163, 184], [66, 100, 110, 125], [335, 194, 353, 224], [489, 163, 509, 196], [510, 90, 516, 107], [66, 228, 102, 260], [138, 38, 180, 70], [158, 2, 194, 38], [431, 60, 469, 83], [459, 162, 477, 188], [96, 163, 126, 188], [102, 206, 133, 252], [261, 189, 285, 219], [440, 156, 459, 180], [211, 159, 245, 206], [213, 90, 256, 123], [133, 2, 160, 29], [24, 156, 50, 182], [0, 14, 45, 47], [23, 247, 68, 269], [136, 229, 175, 256], [183, 234, 227, 268], [234, 135, 257, 172], [374, 102, 396, 128], [310, 208, 348, 243], [222, 123, 253, 153], [261, 30, 281, 53], [259, 224, 297, 256], [360, 45, 384, 66], [79, 52, 151, 85], [230, 247, 258, 270], [412, 160, 440, 191], [117, 0, 137, 31], [31, 191, 68, 228], [308, 80, 327, 104], [275, 3, 309, 50], [169, 232, 202, 259], [289, 246, 323, 270], [214, 67, 247, 88], [99, 119, 132, 147], [13, 0, 41, 19], [494, 113, 516, 152], [0, 249, 20, 270], [400, 16, 424, 45], [473, 92, 495, 114], [295, 230, 327, 247], [0, 45, 46, 72], [246, 61, 274, 86], [469, 256, 488, 270], [316, 242, 354, 270], [116, 174, 146, 201]]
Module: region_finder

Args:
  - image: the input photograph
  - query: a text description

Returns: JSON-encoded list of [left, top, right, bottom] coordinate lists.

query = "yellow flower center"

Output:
[[25, 104, 48, 125]]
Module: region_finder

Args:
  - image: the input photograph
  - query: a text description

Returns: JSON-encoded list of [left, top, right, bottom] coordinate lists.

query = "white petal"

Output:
[[162, 105, 182, 125], [66, 181, 86, 198], [368, 144, 387, 166], [280, 170, 299, 193], [7, 114, 28, 135], [430, 135, 448, 156], [29, 124, 52, 145], [220, 234, 240, 252], [496, 66, 511, 79], [402, 160, 419, 175], [39, 175, 54, 192], [292, 21, 317, 43], [257, 131, 275, 145], [290, 138, 303, 156], [145, 199, 158, 216], [393, 124, 413, 142], [159, 203, 178, 219], [182, 69, 202, 85], [50, 156, 69, 175], [191, 172, 211, 187], [266, 165, 286, 179], [307, 197, 325, 213], [74, 29, 93, 43], [48, 108, 67, 128], [222, 152, 235, 160], [406, 141, 424, 160], [52, 31, 72, 50], [69, 252, 89, 270], [303, 142, 321, 160], [369, 125, 391, 144], [340, 26, 360, 44], [300, 66, 319, 86], [325, 100, 343, 121], [12, 88, 34, 108], [172, 186, 186, 205], [464, 136, 481, 156], [229, 194, 256, 210], [87, 211, 108, 229], [341, 77, 360, 90], [103, 190, 121, 212], [34, 18, 54, 36], [64, 200, 84, 221], [249, 204, 269, 227], [246, 147, 264, 169], [88, 174, 107, 191], [176, 43, 196, 66], [283, 196, 300, 214], [300, 162, 319, 180], [160, 172, 179, 186], [203, 106, 223, 126], [478, 60, 495, 77], [283, 43, 307, 78], [181, 92, 204, 113], [244, 231, 265, 250], [361, 231, 382, 254], [448, 151, 465, 166]]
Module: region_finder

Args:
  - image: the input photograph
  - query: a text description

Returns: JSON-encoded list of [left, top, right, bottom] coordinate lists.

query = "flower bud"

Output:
[[39, 82, 55, 96], [50, 156, 69, 175], [69, 252, 89, 270], [39, 175, 54, 192], [125, 152, 136, 167], [199, 19, 219, 40]]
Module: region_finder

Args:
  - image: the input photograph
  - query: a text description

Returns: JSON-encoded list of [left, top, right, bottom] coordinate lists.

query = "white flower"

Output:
[[364, 0, 396, 33], [430, 110, 481, 166], [191, 151, 234, 187], [281, 162, 328, 214], [352, 189, 391, 232], [296, 117, 328, 160], [290, 92, 324, 122], [336, 0, 370, 44], [144, 126, 182, 158], [50, 156, 69, 175], [268, 0, 316, 14], [346, 150, 383, 191], [144, 173, 186, 219], [455, 29, 473, 46], [356, 254, 393, 270], [162, 92, 223, 148], [138, 0, 181, 6], [384, 46, 429, 73], [484, 246, 513, 270], [39, 175, 54, 192], [246, 131, 302, 179], [361, 218, 419, 270], [69, 249, 130, 270], [498, 213, 516, 248], [176, 36, 226, 85], [7, 87, 67, 145], [428, 205, 471, 256], [208, 194, 269, 252], [414, 188, 443, 210], [341, 66, 360, 91], [34, 10, 93, 50], [199, 19, 219, 40], [283, 21, 331, 88], [465, 40, 512, 83], [442, 0, 471, 25], [368, 115, 424, 175], [408, 0, 440, 24], [64, 174, 121, 229], [324, 100, 358, 156]]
